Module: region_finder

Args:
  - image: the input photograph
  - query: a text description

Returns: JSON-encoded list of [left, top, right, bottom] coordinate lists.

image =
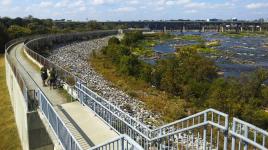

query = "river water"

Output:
[[151, 32, 268, 77]]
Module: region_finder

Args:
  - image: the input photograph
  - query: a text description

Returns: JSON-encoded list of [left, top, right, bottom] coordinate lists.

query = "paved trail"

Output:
[[8, 43, 119, 149]]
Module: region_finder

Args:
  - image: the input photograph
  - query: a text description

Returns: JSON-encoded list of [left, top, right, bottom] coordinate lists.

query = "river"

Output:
[[151, 32, 268, 77]]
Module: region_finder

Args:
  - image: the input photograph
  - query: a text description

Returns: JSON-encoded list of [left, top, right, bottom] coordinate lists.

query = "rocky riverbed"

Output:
[[48, 36, 162, 128]]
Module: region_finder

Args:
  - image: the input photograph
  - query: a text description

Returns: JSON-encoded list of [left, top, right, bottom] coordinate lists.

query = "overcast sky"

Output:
[[0, 0, 268, 21]]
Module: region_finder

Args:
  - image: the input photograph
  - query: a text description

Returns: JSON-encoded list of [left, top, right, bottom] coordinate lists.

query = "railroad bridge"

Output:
[[5, 30, 268, 150], [101, 21, 268, 32]]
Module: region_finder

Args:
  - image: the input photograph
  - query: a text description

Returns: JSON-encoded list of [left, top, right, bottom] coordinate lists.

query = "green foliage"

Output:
[[139, 63, 152, 82], [108, 37, 120, 45], [0, 23, 9, 53], [7, 25, 32, 38], [119, 55, 140, 76], [206, 70, 268, 129], [121, 31, 144, 46], [176, 42, 219, 54], [0, 17, 119, 53], [153, 49, 218, 98]]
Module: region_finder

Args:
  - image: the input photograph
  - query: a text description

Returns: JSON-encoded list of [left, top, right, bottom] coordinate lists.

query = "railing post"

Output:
[[231, 120, 236, 150], [203, 112, 207, 150], [224, 115, 229, 150], [244, 125, 248, 150], [121, 137, 125, 150]]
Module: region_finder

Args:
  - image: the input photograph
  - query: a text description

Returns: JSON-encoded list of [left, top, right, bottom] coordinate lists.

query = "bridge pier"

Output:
[[220, 26, 225, 32], [181, 25, 186, 32], [164, 26, 167, 33], [251, 26, 255, 32], [259, 26, 262, 32], [201, 26, 205, 32]]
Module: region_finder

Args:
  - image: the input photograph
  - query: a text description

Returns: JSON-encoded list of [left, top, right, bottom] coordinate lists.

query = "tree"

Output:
[[121, 31, 144, 46], [108, 37, 120, 45], [119, 55, 140, 76], [7, 25, 31, 38], [0, 23, 9, 53], [139, 63, 152, 82]]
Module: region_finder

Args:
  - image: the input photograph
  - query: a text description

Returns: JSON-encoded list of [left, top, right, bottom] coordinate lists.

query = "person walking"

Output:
[[48, 67, 56, 89], [40, 66, 48, 86]]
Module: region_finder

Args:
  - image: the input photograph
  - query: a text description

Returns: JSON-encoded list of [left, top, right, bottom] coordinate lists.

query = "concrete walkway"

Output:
[[61, 102, 118, 145], [9, 43, 119, 149]]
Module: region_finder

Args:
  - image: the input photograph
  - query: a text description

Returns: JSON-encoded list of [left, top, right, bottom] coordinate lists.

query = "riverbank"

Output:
[[90, 54, 190, 123], [0, 55, 21, 150], [48, 37, 167, 127]]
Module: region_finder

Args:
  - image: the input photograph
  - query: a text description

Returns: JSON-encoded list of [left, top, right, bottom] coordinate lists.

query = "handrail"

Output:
[[37, 89, 83, 150], [89, 134, 144, 150], [231, 118, 268, 150]]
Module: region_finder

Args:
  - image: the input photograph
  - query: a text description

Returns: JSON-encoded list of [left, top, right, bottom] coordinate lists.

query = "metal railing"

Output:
[[10, 30, 268, 150], [76, 80, 230, 149], [89, 135, 144, 150], [37, 89, 83, 150], [231, 118, 268, 150]]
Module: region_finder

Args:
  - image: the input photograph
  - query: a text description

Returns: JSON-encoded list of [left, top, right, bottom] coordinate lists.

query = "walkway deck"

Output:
[[9, 43, 119, 149]]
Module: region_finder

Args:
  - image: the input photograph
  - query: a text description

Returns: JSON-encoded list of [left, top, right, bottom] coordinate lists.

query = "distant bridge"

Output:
[[100, 21, 268, 32], [5, 30, 268, 150]]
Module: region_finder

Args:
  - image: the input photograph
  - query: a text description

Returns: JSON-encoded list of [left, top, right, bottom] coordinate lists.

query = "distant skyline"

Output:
[[0, 0, 268, 21]]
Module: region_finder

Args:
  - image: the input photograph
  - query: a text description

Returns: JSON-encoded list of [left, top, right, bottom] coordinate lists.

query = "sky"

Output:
[[0, 0, 268, 21]]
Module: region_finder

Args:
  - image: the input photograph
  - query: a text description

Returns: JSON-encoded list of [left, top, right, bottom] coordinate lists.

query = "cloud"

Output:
[[112, 6, 136, 12], [184, 2, 233, 9], [166, 0, 191, 5], [92, 0, 120, 5], [55, 0, 69, 8], [39, 1, 53, 8], [185, 9, 197, 13], [184, 2, 206, 9], [246, 3, 268, 9], [1, 0, 12, 6], [128, 0, 139, 5]]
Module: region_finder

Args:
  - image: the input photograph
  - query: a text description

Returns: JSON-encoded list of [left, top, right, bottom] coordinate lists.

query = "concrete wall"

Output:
[[5, 55, 29, 150], [5, 51, 53, 150]]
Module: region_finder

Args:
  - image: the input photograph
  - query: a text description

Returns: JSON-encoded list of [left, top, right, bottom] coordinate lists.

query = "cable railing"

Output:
[[14, 30, 268, 150]]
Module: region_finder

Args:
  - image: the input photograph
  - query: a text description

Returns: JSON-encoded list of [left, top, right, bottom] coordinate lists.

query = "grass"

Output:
[[176, 44, 220, 54], [0, 54, 21, 150], [90, 55, 197, 124]]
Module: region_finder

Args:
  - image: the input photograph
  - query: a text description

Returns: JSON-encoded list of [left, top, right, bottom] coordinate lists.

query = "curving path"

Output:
[[9, 42, 119, 149]]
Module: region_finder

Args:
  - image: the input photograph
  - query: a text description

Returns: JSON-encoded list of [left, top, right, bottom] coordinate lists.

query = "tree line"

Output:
[[100, 31, 268, 129], [0, 16, 127, 53]]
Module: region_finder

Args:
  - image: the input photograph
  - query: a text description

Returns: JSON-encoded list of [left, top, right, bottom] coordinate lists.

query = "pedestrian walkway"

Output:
[[9, 43, 119, 149]]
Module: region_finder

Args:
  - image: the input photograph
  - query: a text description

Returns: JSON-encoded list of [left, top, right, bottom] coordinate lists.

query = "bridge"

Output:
[[4, 30, 268, 150], [99, 21, 268, 32]]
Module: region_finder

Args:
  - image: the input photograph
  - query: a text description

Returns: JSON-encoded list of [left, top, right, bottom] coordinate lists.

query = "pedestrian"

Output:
[[40, 66, 48, 86], [48, 67, 56, 89]]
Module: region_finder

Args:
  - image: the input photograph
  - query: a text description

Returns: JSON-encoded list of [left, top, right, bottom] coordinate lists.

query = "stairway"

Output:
[[55, 106, 91, 150]]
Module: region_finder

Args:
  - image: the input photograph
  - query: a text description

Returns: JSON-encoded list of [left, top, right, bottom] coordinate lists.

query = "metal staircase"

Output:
[[55, 106, 91, 150]]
